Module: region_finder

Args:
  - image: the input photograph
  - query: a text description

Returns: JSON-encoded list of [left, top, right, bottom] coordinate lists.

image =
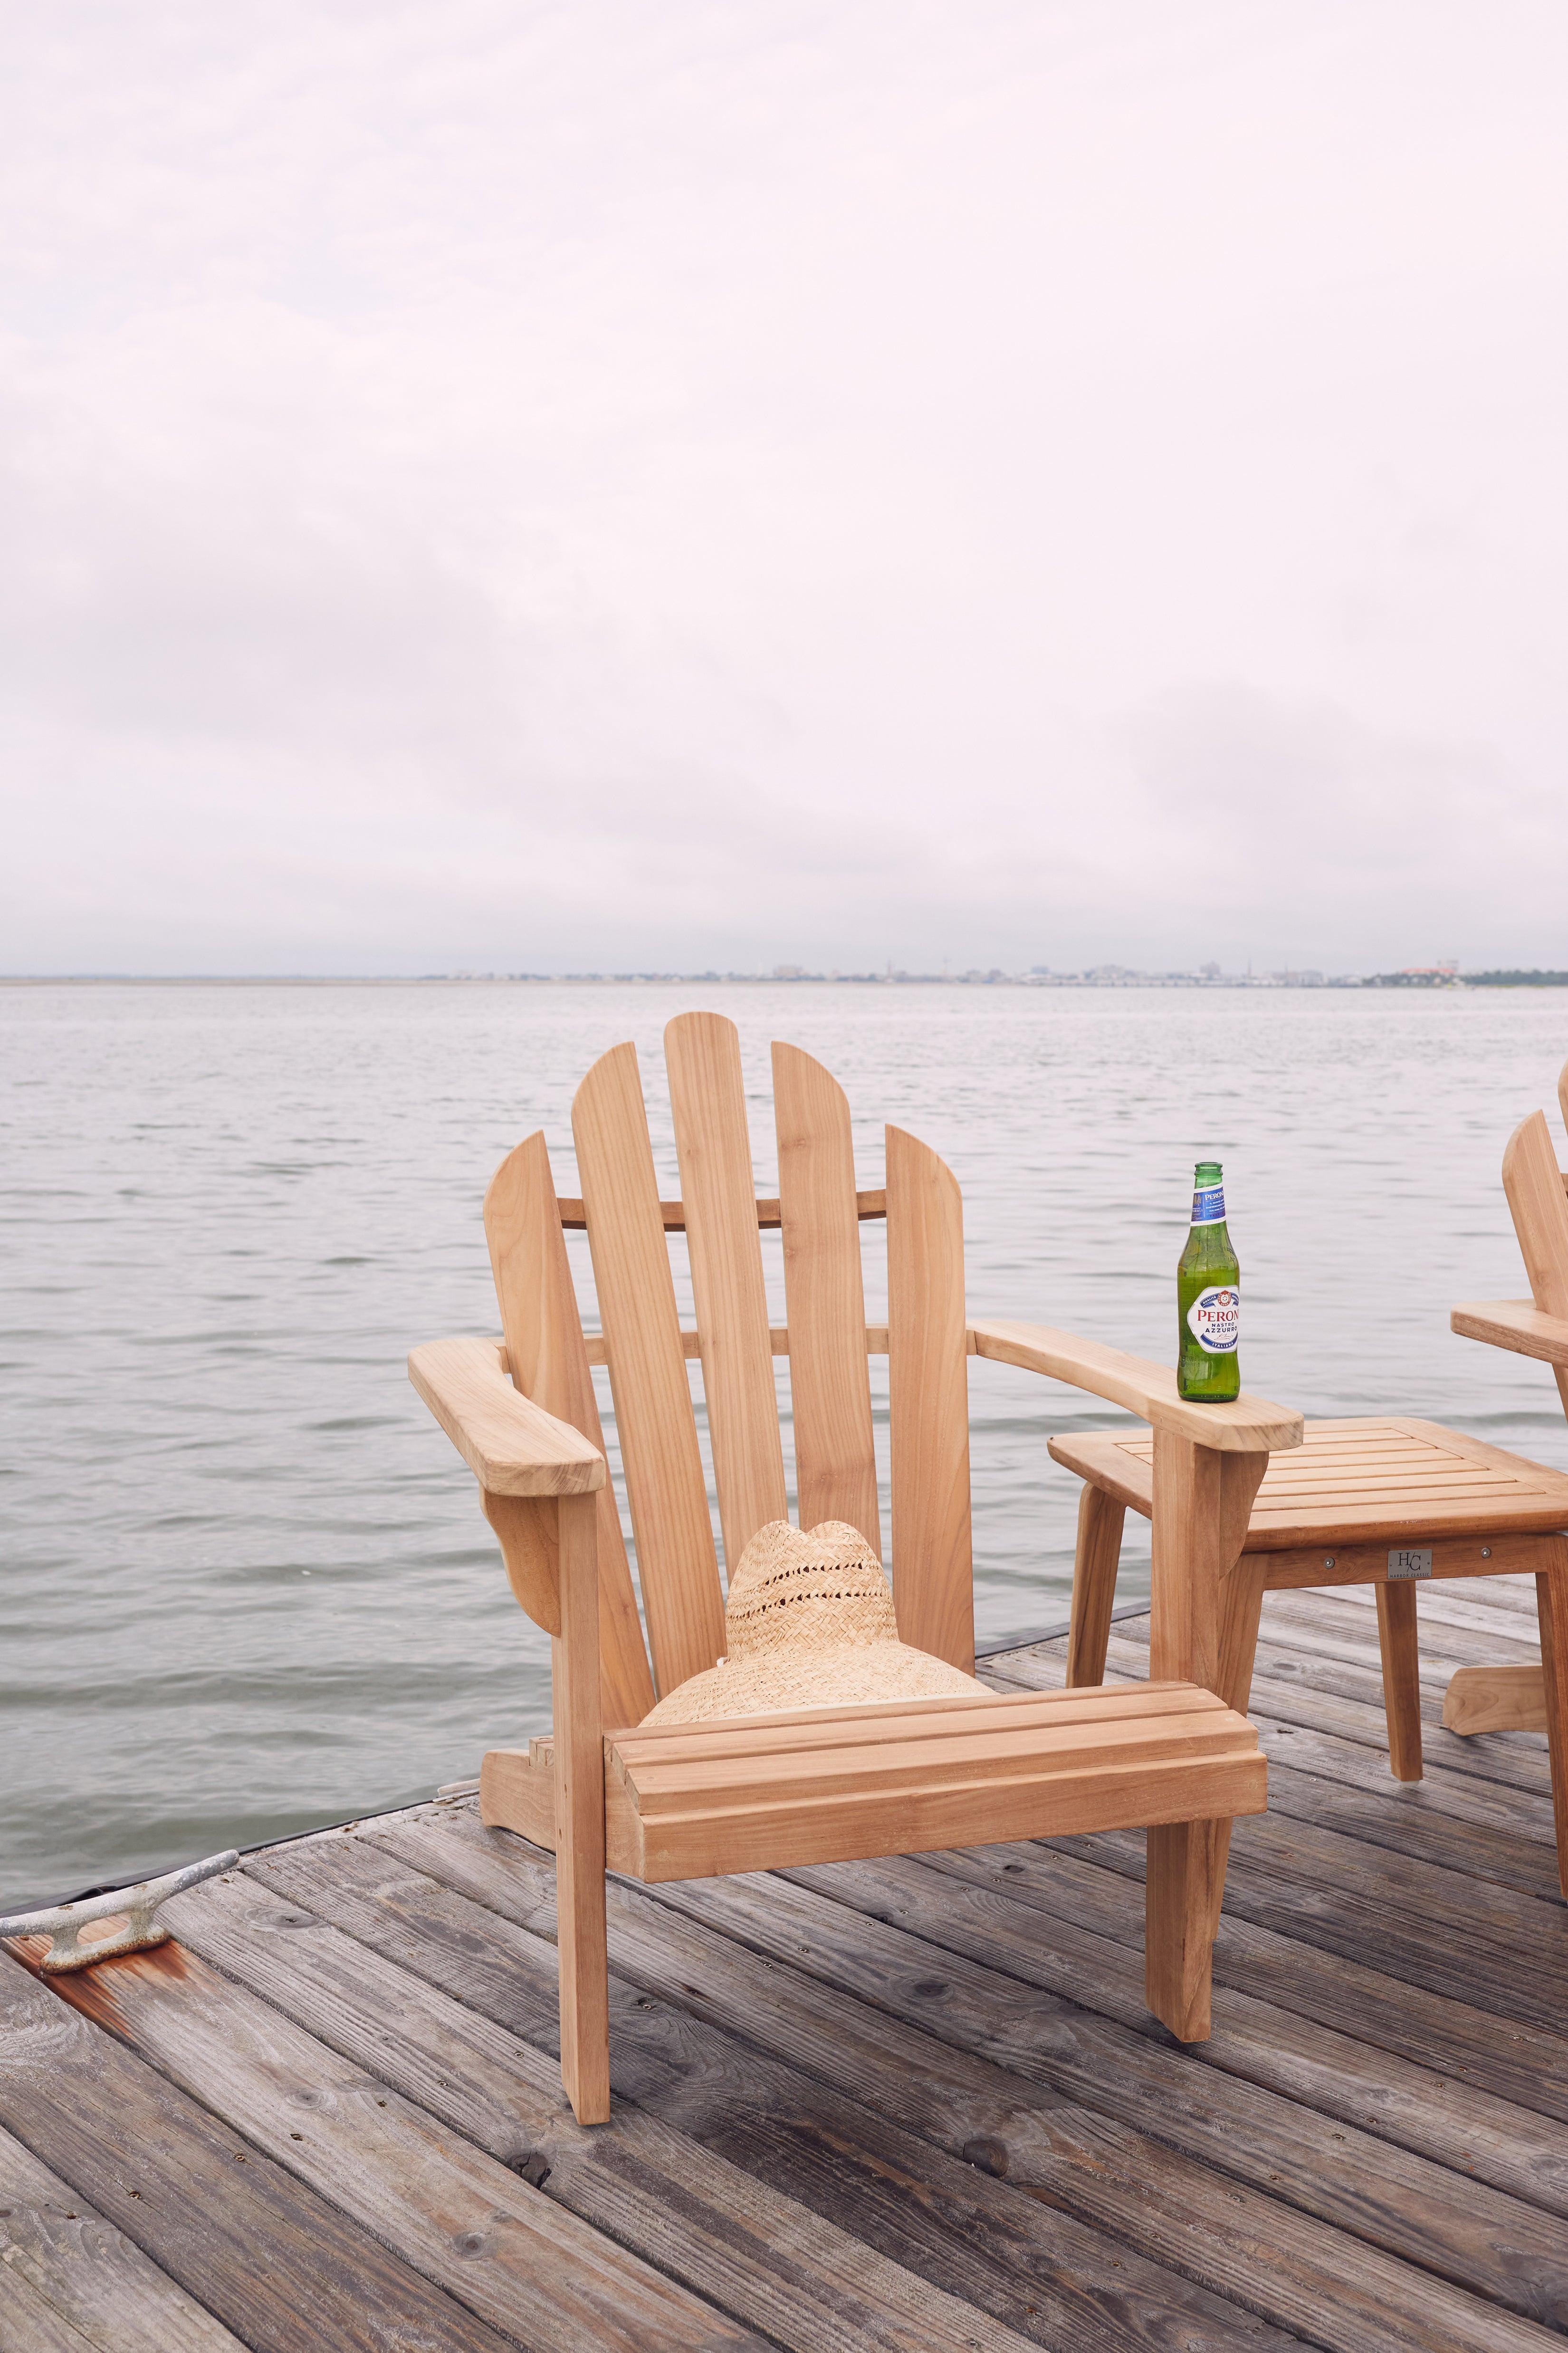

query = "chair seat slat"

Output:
[[604, 1684, 1264, 1881]]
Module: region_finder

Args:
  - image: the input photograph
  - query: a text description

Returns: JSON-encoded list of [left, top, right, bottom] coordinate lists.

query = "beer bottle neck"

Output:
[[1190, 1168, 1226, 1227]]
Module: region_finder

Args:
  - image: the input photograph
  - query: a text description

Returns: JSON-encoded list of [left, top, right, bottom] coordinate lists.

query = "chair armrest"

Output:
[[967, 1318, 1303, 1454], [1451, 1298, 1568, 1369], [408, 1336, 606, 1496]]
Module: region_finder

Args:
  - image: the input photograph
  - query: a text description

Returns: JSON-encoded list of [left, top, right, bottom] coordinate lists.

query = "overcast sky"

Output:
[[4, 2, 1566, 975]]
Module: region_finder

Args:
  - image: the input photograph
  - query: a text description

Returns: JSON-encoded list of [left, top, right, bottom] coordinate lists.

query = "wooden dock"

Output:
[[3, 1575, 1565, 2353]]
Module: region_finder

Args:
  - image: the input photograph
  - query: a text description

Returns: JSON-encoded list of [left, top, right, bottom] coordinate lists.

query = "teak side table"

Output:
[[1052, 1413, 1568, 1894]]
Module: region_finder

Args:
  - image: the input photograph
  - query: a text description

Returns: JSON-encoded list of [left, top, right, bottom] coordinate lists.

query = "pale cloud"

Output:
[[3, 1, 1567, 973]]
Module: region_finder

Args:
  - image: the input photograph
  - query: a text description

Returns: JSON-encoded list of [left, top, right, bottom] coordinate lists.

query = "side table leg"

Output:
[[1376, 1579, 1423, 1782], [1066, 1485, 1126, 1687]]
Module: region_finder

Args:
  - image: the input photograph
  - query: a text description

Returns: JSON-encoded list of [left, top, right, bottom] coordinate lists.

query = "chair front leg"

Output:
[[1538, 1535, 1568, 1901], [552, 1489, 611, 2124], [1145, 1431, 1266, 2041], [1066, 1483, 1127, 1687]]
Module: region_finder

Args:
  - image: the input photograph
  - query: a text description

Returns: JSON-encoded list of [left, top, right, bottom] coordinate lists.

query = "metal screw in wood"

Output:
[[0, 1851, 239, 1971]]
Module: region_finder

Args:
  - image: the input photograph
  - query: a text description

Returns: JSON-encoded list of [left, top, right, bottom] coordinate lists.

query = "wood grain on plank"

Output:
[[753, 1848, 1568, 2334], [344, 1813, 1566, 2353], [0, 2121, 242, 2353], [169, 1865, 1042, 2353], [986, 1648, 1568, 2131], [0, 1951, 516, 2353], [1044, 1756, 1568, 2033], [771, 1042, 880, 1550], [1102, 1627, 1553, 1803], [1034, 1608, 1568, 1908], [257, 1827, 1302, 2353], [908, 1818, 1568, 2201], [573, 1040, 724, 1695], [18, 1942, 754, 2353], [485, 1132, 653, 1723], [665, 1013, 787, 1569], [359, 1807, 1568, 2345]]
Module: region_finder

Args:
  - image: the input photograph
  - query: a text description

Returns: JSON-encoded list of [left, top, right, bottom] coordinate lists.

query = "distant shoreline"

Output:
[[4, 971, 1567, 991]]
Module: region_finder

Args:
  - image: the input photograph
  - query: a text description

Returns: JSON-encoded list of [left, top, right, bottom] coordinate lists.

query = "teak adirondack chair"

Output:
[[1444, 1058, 1568, 1840], [1059, 1058, 1568, 1899], [410, 1014, 1303, 2123]]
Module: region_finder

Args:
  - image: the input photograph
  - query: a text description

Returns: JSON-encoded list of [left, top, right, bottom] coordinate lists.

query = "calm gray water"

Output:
[[4, 981, 1567, 1907]]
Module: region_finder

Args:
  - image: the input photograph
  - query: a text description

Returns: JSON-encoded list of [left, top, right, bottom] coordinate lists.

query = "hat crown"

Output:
[[724, 1521, 898, 1661]]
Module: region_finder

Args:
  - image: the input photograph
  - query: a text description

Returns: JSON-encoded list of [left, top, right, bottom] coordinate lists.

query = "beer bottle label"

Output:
[[1186, 1284, 1240, 1354], [1190, 1182, 1226, 1225]]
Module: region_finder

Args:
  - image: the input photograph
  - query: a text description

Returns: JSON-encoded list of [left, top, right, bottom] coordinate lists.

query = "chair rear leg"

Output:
[[1537, 1540, 1568, 1901], [1375, 1580, 1424, 1782], [554, 1493, 611, 2124], [1066, 1484, 1127, 1687]]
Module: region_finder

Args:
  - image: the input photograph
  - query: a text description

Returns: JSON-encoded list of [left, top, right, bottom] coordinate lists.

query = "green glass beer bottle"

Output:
[[1177, 1160, 1240, 1401]]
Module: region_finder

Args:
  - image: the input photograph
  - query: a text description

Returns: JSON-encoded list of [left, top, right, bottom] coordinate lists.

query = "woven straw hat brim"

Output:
[[640, 1637, 990, 1728]]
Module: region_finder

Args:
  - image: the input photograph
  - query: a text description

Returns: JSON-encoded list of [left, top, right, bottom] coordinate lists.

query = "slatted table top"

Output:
[[2, 1572, 1563, 2353], [1048, 1415, 1568, 1547]]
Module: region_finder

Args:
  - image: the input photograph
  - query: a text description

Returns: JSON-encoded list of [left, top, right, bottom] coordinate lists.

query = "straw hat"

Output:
[[640, 1519, 990, 1726]]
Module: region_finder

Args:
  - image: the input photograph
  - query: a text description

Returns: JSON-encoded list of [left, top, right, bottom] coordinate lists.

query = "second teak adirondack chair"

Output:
[[410, 1014, 1303, 2122]]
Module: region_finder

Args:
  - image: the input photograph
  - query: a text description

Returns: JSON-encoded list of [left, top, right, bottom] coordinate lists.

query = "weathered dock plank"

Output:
[[0, 1954, 519, 2353], [22, 1936, 763, 2353], [249, 1827, 1277, 2353], [352, 1806, 1563, 2353], [909, 1838, 1568, 2192], [164, 1865, 1047, 2353], [0, 2121, 242, 2353], [4, 1571, 1561, 2353]]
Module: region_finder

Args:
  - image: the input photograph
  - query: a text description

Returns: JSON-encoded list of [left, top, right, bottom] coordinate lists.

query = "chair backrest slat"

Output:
[[885, 1123, 975, 1672], [665, 1013, 788, 1570], [483, 1133, 655, 1728], [1503, 1109, 1568, 1317], [573, 1042, 725, 1697], [772, 1041, 880, 1551], [1504, 1104, 1568, 1424]]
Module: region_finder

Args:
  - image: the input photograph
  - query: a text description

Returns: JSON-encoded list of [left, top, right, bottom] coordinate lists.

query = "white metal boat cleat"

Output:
[[0, 1850, 240, 1971]]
